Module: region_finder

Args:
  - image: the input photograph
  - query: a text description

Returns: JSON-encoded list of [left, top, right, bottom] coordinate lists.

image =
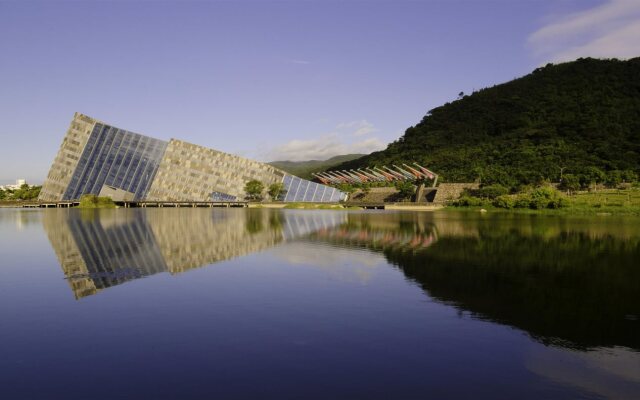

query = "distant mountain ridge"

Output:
[[269, 154, 365, 179], [331, 58, 640, 187]]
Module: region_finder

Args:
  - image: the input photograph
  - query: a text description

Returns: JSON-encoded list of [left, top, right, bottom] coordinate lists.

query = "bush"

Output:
[[477, 184, 509, 199], [559, 174, 580, 193], [511, 186, 567, 209], [547, 196, 567, 209], [337, 183, 356, 194], [605, 170, 623, 188], [78, 195, 116, 208], [514, 196, 531, 208], [395, 181, 416, 200], [454, 196, 484, 207], [493, 195, 515, 209]]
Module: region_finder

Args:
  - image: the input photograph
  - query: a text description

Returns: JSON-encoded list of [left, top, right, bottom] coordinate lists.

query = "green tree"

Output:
[[559, 174, 580, 194], [621, 170, 638, 183], [244, 180, 264, 201], [477, 184, 508, 199], [337, 183, 355, 194], [395, 181, 415, 200], [0, 189, 6, 200], [268, 182, 286, 201], [582, 167, 606, 190], [12, 185, 41, 200], [605, 170, 623, 188]]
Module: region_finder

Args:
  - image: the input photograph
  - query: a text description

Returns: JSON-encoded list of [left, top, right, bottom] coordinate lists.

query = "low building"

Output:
[[39, 113, 346, 202], [1, 179, 28, 191]]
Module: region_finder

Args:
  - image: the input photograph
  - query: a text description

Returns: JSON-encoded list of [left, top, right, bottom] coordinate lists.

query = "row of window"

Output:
[[281, 175, 346, 202], [68, 214, 167, 289], [63, 124, 168, 200], [210, 191, 237, 201]]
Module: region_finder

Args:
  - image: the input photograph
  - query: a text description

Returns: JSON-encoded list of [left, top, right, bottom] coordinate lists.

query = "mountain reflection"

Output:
[[311, 212, 640, 352], [43, 209, 640, 352], [43, 209, 346, 299]]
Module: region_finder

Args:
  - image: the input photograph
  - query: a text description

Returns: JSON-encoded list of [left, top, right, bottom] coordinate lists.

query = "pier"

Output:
[[21, 201, 249, 208]]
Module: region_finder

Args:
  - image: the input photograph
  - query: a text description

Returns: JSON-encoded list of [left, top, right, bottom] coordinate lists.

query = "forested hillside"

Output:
[[333, 58, 640, 188], [269, 154, 364, 179]]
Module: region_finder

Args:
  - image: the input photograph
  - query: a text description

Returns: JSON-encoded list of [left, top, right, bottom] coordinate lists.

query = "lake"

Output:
[[0, 208, 639, 399]]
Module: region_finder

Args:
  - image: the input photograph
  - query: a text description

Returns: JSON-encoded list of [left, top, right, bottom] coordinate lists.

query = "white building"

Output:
[[0, 179, 28, 191]]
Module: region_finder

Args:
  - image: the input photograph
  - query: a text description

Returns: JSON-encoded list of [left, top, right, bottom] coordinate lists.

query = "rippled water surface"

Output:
[[1, 208, 639, 399]]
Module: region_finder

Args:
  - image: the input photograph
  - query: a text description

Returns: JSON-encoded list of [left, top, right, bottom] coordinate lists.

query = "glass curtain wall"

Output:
[[63, 124, 168, 200], [281, 175, 346, 202]]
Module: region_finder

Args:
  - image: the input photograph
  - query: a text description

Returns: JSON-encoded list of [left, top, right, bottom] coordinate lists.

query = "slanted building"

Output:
[[39, 113, 346, 202]]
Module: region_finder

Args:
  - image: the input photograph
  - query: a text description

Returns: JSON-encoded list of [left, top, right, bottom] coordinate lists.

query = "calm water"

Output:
[[1, 208, 639, 399]]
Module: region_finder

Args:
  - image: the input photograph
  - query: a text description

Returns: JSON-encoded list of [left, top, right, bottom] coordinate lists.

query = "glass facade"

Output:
[[210, 191, 237, 201], [63, 123, 168, 200], [281, 175, 346, 202]]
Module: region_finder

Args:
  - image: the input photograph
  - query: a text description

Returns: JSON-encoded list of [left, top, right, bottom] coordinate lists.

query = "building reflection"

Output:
[[308, 212, 439, 252], [43, 209, 346, 299], [42, 209, 640, 353]]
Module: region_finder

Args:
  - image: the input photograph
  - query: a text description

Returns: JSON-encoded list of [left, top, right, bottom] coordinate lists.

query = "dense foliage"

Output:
[[78, 194, 116, 208], [333, 58, 640, 188], [267, 182, 286, 200], [244, 180, 265, 201], [0, 184, 41, 201]]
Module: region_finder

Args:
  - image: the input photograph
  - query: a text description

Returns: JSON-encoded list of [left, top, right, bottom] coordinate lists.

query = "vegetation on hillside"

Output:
[[332, 58, 640, 189], [269, 154, 365, 179]]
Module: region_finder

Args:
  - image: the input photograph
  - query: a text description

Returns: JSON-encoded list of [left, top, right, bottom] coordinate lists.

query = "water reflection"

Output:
[[43, 209, 346, 299], [42, 209, 640, 354], [380, 214, 640, 352], [311, 212, 640, 352]]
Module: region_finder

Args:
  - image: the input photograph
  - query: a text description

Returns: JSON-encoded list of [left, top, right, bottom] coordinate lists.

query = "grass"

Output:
[[448, 188, 640, 216], [562, 188, 640, 215]]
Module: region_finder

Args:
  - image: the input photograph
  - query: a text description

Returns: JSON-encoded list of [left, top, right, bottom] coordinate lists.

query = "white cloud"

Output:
[[264, 133, 386, 162], [336, 119, 377, 136], [262, 120, 386, 161], [268, 242, 388, 284], [529, 0, 640, 62]]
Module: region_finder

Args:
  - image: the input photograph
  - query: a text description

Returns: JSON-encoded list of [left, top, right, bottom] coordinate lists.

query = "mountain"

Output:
[[269, 154, 365, 179], [332, 58, 640, 187]]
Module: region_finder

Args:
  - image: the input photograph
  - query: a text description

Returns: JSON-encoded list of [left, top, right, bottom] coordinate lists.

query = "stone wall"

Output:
[[146, 139, 286, 201], [39, 113, 96, 201], [432, 183, 480, 203], [349, 187, 402, 202]]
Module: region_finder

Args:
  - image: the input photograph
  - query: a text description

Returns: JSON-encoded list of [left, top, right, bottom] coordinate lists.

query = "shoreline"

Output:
[[2, 201, 639, 215]]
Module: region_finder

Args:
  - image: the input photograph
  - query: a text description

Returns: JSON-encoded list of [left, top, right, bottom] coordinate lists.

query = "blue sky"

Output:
[[1, 0, 639, 184]]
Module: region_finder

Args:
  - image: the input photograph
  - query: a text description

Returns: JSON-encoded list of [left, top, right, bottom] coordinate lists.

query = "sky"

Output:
[[1, 0, 639, 184]]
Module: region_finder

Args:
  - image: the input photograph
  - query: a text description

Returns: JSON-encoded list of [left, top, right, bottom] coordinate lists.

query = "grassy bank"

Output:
[[449, 188, 640, 216]]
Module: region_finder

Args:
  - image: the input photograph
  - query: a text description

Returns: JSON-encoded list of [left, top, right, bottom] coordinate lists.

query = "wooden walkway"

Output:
[[21, 201, 249, 208], [344, 202, 386, 209]]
